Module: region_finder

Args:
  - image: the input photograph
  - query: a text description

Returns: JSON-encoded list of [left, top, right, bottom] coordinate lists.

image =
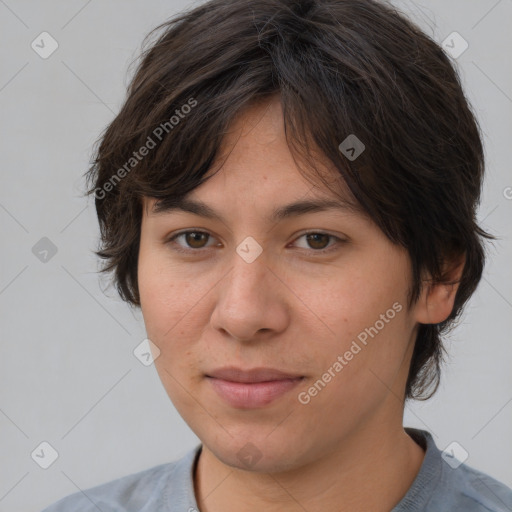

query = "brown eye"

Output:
[[184, 231, 209, 249], [292, 231, 345, 255], [305, 233, 330, 250], [167, 230, 215, 253]]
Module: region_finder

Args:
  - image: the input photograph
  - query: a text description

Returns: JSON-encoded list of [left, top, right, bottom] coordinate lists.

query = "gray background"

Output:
[[0, 1, 511, 510]]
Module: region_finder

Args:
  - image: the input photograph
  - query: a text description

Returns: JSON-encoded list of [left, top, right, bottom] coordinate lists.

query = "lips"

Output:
[[205, 366, 303, 383], [205, 367, 304, 408]]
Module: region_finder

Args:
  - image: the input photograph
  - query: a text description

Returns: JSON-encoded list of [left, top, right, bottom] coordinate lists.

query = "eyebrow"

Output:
[[151, 196, 362, 223]]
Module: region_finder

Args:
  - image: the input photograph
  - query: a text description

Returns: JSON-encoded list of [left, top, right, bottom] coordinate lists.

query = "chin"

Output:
[[202, 430, 308, 474]]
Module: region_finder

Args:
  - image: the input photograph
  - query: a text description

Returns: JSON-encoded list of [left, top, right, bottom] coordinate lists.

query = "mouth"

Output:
[[205, 367, 305, 408]]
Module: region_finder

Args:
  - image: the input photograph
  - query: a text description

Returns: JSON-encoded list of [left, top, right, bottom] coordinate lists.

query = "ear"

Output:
[[414, 253, 465, 325]]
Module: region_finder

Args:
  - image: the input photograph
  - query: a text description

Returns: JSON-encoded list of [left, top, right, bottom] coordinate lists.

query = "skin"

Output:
[[138, 94, 461, 512]]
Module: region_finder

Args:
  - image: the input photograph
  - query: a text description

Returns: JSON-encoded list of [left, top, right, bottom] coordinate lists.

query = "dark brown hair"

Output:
[[86, 0, 493, 400]]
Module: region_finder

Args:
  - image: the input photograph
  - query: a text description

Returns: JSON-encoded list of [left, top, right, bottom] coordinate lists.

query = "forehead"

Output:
[[144, 95, 364, 221]]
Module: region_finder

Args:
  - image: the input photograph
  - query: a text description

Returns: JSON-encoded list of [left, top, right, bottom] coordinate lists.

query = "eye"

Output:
[[291, 231, 344, 254], [166, 229, 345, 255], [166, 230, 216, 253]]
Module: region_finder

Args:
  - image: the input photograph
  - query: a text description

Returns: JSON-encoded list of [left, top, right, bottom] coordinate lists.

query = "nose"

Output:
[[209, 247, 289, 342]]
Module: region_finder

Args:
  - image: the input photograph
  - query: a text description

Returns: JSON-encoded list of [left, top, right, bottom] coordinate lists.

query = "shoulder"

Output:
[[39, 445, 201, 512], [40, 462, 172, 512], [433, 460, 512, 512], [401, 428, 512, 512]]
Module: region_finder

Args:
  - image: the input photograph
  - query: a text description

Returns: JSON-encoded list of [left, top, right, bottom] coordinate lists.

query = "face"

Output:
[[138, 95, 424, 473]]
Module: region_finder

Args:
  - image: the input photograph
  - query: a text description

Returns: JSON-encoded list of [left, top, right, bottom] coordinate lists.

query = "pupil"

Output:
[[308, 233, 328, 249], [188, 232, 206, 247]]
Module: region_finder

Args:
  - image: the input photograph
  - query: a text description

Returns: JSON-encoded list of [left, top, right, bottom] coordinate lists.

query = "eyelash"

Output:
[[165, 230, 345, 256]]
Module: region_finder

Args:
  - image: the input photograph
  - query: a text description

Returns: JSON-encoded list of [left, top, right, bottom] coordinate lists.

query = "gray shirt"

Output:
[[41, 428, 512, 511]]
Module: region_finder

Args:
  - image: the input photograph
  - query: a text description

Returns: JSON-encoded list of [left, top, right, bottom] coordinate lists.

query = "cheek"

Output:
[[137, 246, 218, 372], [138, 254, 207, 406], [138, 243, 184, 350], [299, 314, 411, 424], [294, 264, 408, 344], [138, 241, 193, 331], [294, 261, 412, 396]]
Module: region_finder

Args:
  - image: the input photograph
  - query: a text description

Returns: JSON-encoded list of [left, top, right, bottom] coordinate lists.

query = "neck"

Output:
[[193, 420, 425, 512]]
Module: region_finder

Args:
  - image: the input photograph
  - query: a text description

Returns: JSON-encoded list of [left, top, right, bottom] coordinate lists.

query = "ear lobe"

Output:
[[415, 254, 465, 325]]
